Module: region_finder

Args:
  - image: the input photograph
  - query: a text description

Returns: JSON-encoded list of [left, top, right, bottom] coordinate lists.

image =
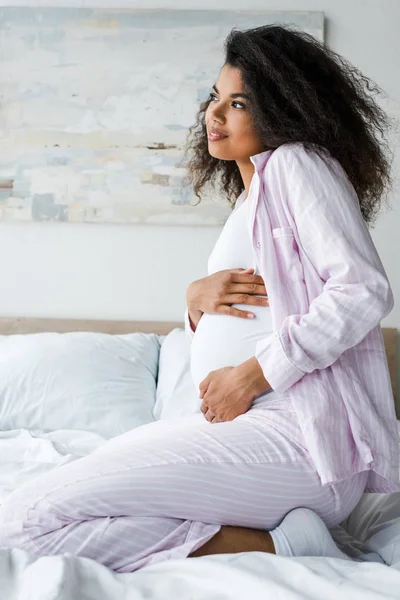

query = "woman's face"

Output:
[[205, 64, 264, 162]]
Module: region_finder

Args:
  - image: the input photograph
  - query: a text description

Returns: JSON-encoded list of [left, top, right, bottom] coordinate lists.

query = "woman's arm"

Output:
[[252, 144, 394, 394], [184, 281, 204, 342], [184, 306, 203, 343]]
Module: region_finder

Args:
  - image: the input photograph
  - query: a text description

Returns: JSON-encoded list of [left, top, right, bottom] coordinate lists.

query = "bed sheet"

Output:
[[0, 424, 399, 600]]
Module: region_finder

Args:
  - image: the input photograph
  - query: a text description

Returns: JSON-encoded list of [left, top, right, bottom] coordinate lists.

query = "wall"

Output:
[[0, 0, 399, 336]]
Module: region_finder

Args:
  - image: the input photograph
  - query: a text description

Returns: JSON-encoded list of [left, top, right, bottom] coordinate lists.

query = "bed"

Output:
[[0, 317, 399, 600]]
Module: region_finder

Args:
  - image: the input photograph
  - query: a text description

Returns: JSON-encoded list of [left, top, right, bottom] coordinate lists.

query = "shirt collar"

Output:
[[250, 148, 275, 172], [234, 149, 275, 210]]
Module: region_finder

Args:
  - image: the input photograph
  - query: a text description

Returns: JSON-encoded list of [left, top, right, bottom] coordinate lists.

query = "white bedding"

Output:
[[0, 425, 399, 600]]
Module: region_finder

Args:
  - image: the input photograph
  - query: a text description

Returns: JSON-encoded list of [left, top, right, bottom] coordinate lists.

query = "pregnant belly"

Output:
[[190, 304, 272, 392]]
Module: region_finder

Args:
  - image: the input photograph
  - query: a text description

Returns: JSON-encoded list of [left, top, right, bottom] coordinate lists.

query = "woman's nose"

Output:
[[209, 108, 225, 124], [208, 102, 225, 122]]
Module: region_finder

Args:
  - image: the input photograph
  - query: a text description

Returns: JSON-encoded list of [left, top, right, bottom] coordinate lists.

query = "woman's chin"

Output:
[[207, 144, 235, 161]]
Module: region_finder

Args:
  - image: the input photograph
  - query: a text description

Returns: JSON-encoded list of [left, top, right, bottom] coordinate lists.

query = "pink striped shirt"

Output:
[[185, 142, 399, 493]]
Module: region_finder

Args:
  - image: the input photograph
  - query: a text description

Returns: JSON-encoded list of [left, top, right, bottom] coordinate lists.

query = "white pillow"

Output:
[[0, 331, 160, 438], [154, 328, 201, 420]]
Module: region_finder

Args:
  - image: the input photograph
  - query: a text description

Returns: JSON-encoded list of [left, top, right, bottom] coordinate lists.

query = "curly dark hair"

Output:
[[181, 24, 394, 225]]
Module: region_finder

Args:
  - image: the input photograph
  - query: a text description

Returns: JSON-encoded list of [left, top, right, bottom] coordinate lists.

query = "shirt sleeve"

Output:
[[184, 306, 196, 343], [254, 145, 394, 393]]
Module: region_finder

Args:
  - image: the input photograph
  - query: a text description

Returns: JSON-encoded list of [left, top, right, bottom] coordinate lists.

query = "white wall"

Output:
[[0, 0, 399, 333]]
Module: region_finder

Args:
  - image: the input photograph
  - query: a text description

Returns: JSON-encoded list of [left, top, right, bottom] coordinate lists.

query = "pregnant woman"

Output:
[[0, 25, 399, 572]]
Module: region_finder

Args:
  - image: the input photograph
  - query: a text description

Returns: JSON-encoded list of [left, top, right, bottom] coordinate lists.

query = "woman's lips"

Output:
[[207, 132, 228, 142]]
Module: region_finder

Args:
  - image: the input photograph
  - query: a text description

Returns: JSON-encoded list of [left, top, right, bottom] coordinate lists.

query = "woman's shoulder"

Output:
[[266, 142, 341, 179], [264, 142, 355, 201], [269, 141, 329, 165]]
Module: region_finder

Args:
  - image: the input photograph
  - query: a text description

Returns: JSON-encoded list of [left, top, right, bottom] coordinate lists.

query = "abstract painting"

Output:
[[0, 9, 324, 225]]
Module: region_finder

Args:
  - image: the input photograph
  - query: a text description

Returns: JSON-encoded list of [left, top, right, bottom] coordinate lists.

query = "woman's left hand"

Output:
[[199, 366, 255, 423]]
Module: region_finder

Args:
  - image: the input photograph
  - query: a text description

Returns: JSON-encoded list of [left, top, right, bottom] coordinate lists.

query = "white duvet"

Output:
[[0, 426, 400, 600]]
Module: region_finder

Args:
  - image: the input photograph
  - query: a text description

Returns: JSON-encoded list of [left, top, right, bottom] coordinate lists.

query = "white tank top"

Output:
[[190, 198, 289, 405]]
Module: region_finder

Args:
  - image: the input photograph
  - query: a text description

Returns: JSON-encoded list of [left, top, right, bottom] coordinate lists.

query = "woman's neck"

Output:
[[236, 159, 255, 200]]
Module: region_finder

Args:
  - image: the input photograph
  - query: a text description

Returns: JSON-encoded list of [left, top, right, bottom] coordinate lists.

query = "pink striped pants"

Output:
[[0, 398, 368, 572]]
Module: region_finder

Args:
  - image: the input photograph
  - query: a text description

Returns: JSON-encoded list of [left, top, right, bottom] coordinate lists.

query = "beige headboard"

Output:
[[382, 327, 398, 416], [0, 317, 182, 336], [0, 317, 397, 417]]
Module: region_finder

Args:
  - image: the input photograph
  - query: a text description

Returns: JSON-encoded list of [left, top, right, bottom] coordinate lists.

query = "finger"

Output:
[[202, 408, 210, 420], [231, 270, 265, 286], [205, 409, 215, 422], [240, 268, 254, 274], [229, 283, 268, 296], [223, 293, 269, 306], [200, 400, 208, 414], [211, 415, 222, 423], [199, 385, 209, 400], [218, 305, 257, 319], [199, 376, 211, 397]]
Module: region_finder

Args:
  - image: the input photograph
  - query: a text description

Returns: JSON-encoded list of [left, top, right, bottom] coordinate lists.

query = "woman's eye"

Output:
[[207, 93, 245, 109]]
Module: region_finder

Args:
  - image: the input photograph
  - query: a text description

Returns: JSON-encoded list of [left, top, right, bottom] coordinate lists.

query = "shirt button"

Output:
[[256, 241, 261, 247]]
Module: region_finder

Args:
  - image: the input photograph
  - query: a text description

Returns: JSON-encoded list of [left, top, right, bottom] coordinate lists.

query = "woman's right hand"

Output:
[[186, 268, 269, 321]]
